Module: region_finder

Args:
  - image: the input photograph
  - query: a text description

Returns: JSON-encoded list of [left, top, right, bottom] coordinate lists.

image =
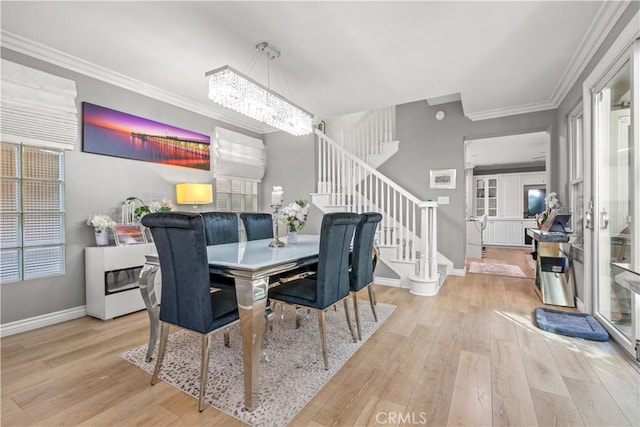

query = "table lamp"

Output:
[[176, 183, 213, 209]]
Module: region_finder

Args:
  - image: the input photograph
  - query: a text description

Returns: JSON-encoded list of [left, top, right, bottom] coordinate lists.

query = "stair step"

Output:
[[390, 259, 417, 265]]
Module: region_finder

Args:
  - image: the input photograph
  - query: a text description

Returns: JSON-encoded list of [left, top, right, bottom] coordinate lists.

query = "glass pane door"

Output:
[[593, 56, 638, 355], [475, 179, 485, 216], [487, 178, 497, 217]]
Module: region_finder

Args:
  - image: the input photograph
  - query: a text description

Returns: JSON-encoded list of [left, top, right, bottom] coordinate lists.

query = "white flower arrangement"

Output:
[[535, 192, 561, 227], [279, 199, 309, 232], [124, 197, 174, 222], [86, 214, 116, 232]]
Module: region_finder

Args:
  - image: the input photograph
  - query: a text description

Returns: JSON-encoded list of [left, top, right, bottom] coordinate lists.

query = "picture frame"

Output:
[[429, 168, 456, 189], [113, 224, 147, 246], [82, 102, 211, 171]]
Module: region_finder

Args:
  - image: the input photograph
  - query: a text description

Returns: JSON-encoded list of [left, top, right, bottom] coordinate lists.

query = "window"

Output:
[[215, 178, 258, 212], [568, 103, 584, 238], [0, 143, 65, 283]]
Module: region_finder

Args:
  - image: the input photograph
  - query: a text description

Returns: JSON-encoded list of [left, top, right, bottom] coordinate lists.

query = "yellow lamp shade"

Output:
[[176, 183, 213, 206]]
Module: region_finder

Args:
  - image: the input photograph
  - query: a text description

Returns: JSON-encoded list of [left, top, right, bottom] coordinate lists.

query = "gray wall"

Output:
[[260, 132, 322, 236], [1, 48, 261, 324], [384, 100, 557, 269]]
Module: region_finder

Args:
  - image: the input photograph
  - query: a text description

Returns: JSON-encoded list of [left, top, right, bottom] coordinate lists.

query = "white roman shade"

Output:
[[0, 59, 78, 150], [213, 127, 265, 181]]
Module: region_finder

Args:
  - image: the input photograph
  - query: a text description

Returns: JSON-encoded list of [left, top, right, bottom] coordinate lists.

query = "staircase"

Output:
[[312, 117, 451, 296], [338, 107, 400, 169]]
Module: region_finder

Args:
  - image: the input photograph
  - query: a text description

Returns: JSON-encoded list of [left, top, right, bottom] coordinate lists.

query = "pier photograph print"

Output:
[[82, 102, 210, 170]]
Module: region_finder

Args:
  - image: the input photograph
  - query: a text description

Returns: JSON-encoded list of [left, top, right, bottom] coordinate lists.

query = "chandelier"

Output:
[[206, 42, 313, 136]]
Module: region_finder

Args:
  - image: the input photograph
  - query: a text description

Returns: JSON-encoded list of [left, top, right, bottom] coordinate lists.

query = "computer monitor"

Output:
[[541, 211, 571, 233]]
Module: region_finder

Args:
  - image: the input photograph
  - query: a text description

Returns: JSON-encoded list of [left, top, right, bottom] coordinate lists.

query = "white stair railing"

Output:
[[317, 129, 437, 269], [340, 106, 396, 160]]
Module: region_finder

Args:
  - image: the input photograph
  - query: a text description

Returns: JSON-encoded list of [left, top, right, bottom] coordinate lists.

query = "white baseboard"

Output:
[[0, 306, 86, 338], [374, 276, 402, 288], [449, 268, 466, 277]]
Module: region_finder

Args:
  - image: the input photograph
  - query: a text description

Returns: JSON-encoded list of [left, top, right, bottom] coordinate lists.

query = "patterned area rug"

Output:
[[468, 261, 526, 278], [121, 300, 396, 426]]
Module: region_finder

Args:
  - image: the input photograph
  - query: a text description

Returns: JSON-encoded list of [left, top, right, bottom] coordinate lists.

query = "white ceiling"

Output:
[[465, 131, 549, 168], [0, 1, 626, 134]]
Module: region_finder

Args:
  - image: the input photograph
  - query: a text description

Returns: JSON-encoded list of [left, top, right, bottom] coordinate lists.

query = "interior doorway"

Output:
[[463, 131, 550, 263]]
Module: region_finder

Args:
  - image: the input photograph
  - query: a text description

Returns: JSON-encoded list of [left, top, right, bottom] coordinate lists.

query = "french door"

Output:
[[590, 40, 639, 360]]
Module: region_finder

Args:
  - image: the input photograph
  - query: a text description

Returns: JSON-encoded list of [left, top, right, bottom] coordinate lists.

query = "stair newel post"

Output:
[[317, 132, 323, 193], [409, 201, 440, 296]]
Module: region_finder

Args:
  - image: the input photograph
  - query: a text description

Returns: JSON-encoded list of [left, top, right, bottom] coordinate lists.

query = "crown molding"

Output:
[[0, 30, 271, 134], [466, 99, 556, 121], [467, 1, 629, 121], [548, 1, 630, 106]]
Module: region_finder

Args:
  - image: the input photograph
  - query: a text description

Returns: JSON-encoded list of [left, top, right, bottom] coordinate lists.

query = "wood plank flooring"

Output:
[[2, 247, 638, 426]]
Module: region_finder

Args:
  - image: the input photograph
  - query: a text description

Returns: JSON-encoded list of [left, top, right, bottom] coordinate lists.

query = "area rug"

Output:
[[468, 261, 526, 278], [121, 300, 396, 426], [534, 307, 609, 341]]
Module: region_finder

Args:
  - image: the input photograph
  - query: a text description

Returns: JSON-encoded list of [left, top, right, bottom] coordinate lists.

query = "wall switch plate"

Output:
[[437, 196, 450, 205]]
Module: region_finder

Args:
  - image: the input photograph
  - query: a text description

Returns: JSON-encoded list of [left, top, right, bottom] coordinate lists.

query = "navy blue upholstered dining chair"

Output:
[[350, 212, 383, 340], [201, 212, 239, 291], [201, 211, 239, 245], [240, 213, 273, 241], [268, 212, 360, 370], [141, 212, 240, 412]]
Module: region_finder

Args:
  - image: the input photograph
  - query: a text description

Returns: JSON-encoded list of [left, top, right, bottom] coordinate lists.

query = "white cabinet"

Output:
[[523, 172, 546, 185], [510, 221, 524, 246], [492, 221, 511, 245], [474, 176, 498, 217], [499, 174, 523, 218], [483, 220, 495, 245], [484, 219, 535, 247], [85, 243, 160, 320]]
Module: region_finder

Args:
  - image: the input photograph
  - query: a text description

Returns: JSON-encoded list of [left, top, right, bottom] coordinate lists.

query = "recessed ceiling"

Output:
[[465, 132, 548, 168], [0, 1, 626, 133]]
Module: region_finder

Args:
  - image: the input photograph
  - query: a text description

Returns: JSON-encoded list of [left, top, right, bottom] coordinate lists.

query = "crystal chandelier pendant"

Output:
[[205, 45, 313, 136]]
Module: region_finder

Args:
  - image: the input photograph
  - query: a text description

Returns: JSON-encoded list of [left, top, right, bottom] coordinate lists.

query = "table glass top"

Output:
[[206, 234, 320, 270]]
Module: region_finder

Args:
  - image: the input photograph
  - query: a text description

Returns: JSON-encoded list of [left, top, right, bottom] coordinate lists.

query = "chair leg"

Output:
[[352, 293, 362, 341], [151, 322, 170, 386], [343, 299, 357, 343], [368, 285, 378, 322], [317, 311, 329, 370], [199, 334, 211, 412]]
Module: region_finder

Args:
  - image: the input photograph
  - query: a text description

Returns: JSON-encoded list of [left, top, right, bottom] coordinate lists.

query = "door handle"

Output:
[[585, 201, 594, 230], [585, 211, 593, 229], [600, 209, 609, 230]]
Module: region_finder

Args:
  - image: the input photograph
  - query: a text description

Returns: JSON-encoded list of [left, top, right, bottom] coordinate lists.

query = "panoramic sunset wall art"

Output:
[[82, 103, 210, 170]]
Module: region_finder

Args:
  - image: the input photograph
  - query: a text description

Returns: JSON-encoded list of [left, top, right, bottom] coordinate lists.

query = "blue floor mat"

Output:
[[534, 307, 609, 341]]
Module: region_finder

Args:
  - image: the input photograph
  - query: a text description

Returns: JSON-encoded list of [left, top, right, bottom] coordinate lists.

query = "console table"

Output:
[[85, 243, 160, 320], [527, 228, 576, 307]]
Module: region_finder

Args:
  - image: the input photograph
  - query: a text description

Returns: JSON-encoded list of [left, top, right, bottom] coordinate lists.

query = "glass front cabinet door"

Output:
[[475, 177, 498, 217]]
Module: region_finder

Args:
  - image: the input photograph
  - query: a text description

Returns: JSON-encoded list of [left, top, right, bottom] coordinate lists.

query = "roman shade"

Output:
[[213, 127, 265, 181], [0, 59, 78, 151]]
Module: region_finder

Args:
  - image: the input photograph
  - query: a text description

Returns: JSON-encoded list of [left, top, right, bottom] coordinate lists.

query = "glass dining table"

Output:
[[137, 234, 321, 410]]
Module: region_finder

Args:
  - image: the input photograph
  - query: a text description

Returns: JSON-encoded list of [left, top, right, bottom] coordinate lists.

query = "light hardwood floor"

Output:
[[2, 248, 639, 426]]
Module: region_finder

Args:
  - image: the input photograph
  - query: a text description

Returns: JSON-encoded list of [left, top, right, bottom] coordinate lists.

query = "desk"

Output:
[[138, 234, 320, 411]]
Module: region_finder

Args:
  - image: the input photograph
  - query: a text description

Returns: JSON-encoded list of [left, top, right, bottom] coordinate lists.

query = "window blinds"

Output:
[[0, 59, 78, 150], [213, 127, 265, 181]]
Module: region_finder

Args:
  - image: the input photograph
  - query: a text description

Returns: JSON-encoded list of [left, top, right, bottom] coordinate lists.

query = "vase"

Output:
[[94, 230, 109, 246], [287, 231, 298, 245]]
